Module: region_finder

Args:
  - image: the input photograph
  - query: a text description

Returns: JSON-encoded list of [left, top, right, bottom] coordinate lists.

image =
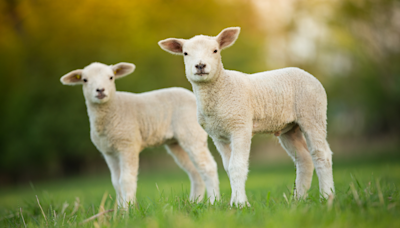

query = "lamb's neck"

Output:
[[86, 99, 117, 135], [192, 69, 231, 115]]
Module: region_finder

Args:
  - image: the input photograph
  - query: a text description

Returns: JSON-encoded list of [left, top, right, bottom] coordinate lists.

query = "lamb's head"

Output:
[[159, 27, 240, 83], [60, 62, 135, 104]]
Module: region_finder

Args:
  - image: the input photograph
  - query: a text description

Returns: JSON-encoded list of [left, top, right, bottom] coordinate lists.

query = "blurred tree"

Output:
[[254, 0, 400, 137], [329, 0, 400, 137], [0, 0, 265, 183]]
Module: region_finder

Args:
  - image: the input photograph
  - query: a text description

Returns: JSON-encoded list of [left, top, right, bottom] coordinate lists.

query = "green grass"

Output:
[[1, 159, 399, 228]]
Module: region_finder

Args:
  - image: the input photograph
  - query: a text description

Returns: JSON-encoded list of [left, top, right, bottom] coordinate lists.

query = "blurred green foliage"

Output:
[[0, 0, 399, 183], [0, 0, 265, 183]]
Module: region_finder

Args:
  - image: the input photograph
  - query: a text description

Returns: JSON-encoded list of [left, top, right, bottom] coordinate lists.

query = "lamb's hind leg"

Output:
[[176, 141, 221, 204], [278, 124, 314, 199], [300, 123, 335, 198], [165, 143, 206, 202]]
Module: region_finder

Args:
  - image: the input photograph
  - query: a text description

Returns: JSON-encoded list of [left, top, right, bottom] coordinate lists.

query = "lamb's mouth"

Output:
[[96, 94, 107, 99], [194, 73, 209, 76]]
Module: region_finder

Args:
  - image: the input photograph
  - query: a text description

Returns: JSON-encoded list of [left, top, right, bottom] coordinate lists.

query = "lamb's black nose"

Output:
[[195, 64, 206, 71], [96, 88, 105, 93]]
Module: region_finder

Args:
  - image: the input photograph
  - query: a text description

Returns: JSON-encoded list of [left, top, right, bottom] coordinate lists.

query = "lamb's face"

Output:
[[182, 36, 221, 82], [60, 62, 136, 104], [81, 63, 116, 104], [158, 27, 241, 83]]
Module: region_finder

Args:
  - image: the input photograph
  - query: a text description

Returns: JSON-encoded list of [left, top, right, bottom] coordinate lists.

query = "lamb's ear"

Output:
[[158, 38, 186, 55], [60, 69, 84, 85], [111, 62, 135, 79], [216, 27, 241, 50]]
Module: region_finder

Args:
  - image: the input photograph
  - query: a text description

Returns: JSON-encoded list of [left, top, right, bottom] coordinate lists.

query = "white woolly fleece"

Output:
[[61, 62, 220, 207], [159, 27, 335, 207]]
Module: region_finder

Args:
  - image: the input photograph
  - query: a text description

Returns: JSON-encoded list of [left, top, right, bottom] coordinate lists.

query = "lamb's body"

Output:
[[159, 27, 335, 206], [89, 88, 202, 151], [61, 63, 220, 207], [196, 67, 326, 137]]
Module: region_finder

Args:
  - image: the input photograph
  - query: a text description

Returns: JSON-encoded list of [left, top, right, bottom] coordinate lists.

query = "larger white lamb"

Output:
[[60, 62, 220, 207], [159, 27, 335, 207]]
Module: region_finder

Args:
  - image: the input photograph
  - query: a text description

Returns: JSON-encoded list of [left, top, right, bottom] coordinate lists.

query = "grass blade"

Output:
[[376, 178, 385, 206], [36, 195, 48, 226], [349, 183, 362, 208], [79, 209, 114, 225], [20, 208, 27, 228]]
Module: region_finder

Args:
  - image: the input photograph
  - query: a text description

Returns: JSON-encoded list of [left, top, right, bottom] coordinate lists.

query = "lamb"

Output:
[[158, 27, 335, 207], [60, 62, 220, 207]]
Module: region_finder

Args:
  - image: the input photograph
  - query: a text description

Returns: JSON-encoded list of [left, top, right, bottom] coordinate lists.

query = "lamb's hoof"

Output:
[[208, 195, 220, 205], [230, 200, 251, 208], [293, 190, 308, 201]]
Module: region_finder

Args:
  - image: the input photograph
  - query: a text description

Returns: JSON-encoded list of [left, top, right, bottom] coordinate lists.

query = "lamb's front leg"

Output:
[[229, 130, 252, 207], [212, 139, 232, 178], [103, 153, 123, 207], [119, 147, 140, 208]]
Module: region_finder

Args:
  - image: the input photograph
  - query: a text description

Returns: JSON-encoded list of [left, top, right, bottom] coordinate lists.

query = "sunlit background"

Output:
[[1, 0, 399, 186]]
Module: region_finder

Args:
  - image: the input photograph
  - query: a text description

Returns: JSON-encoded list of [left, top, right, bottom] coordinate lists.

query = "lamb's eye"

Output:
[[110, 76, 113, 80], [184, 52, 188, 56], [213, 49, 218, 53], [83, 78, 88, 83]]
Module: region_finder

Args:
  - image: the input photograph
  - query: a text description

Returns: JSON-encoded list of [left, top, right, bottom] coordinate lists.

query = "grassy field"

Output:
[[1, 155, 400, 227]]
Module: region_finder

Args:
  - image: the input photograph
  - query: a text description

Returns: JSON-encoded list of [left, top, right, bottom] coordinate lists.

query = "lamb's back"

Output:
[[115, 88, 198, 147], [247, 67, 326, 126]]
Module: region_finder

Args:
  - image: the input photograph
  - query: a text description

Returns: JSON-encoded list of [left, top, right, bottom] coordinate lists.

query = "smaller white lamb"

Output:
[[60, 62, 220, 207], [159, 27, 335, 207]]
